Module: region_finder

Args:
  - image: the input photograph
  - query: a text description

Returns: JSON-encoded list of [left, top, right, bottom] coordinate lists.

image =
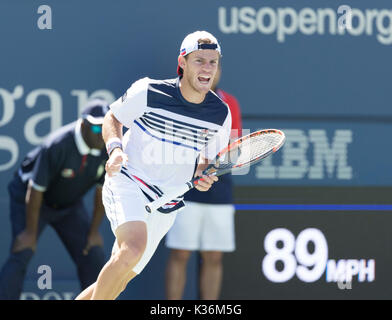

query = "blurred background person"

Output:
[[0, 99, 109, 300], [165, 63, 242, 300]]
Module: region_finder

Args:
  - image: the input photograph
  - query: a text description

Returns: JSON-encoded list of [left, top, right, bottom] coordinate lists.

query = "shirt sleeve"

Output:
[[201, 107, 232, 161], [30, 145, 59, 192], [109, 77, 149, 128]]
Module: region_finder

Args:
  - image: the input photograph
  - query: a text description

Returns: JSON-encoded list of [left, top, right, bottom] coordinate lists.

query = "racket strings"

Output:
[[217, 133, 284, 169]]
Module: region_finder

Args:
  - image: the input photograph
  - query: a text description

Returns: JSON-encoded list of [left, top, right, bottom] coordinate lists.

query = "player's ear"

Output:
[[178, 55, 186, 71]]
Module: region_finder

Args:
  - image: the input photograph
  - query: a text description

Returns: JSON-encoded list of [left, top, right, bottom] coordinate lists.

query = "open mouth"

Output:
[[198, 76, 210, 85]]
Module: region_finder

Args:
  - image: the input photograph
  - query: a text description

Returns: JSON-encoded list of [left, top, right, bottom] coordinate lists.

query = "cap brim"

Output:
[[84, 115, 104, 125]]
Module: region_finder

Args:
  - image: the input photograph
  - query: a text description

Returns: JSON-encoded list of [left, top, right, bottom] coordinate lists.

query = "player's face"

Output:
[[182, 50, 219, 95]]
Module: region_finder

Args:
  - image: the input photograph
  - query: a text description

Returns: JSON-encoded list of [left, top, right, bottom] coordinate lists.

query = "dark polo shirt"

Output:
[[17, 120, 107, 209]]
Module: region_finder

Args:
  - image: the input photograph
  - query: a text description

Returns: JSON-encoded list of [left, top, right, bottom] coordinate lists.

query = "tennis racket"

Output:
[[145, 129, 285, 213]]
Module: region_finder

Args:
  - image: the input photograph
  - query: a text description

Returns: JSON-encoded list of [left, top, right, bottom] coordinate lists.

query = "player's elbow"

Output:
[[102, 110, 123, 141]]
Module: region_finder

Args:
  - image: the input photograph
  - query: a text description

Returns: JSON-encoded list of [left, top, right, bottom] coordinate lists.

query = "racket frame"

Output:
[[145, 129, 285, 213]]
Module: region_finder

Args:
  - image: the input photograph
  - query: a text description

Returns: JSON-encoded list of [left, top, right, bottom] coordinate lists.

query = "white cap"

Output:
[[177, 31, 222, 75]]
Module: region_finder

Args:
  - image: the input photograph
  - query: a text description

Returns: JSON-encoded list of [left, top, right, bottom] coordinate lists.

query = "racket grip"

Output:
[[145, 182, 193, 213]]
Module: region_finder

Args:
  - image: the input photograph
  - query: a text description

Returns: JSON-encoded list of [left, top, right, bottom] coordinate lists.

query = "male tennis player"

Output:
[[76, 31, 232, 300], [165, 62, 242, 300]]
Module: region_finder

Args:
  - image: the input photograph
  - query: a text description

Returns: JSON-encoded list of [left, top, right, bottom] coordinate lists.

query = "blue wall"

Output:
[[1, 0, 391, 299]]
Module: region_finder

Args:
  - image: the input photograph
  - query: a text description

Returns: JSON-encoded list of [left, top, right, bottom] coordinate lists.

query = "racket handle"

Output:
[[145, 182, 193, 213]]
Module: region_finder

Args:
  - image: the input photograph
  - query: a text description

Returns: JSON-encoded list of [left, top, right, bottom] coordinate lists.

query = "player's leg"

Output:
[[85, 173, 149, 300], [165, 249, 192, 300], [92, 205, 179, 300], [91, 220, 147, 300], [87, 172, 178, 300], [76, 268, 138, 300], [199, 250, 223, 300], [165, 201, 203, 299], [75, 248, 137, 300], [75, 282, 95, 300], [199, 204, 235, 300]]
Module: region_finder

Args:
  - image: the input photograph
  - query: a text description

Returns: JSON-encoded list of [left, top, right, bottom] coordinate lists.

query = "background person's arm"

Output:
[[83, 186, 105, 255], [12, 182, 43, 252]]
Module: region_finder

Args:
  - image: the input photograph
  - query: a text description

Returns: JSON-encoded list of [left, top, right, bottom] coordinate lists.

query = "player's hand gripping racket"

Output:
[[145, 129, 286, 213]]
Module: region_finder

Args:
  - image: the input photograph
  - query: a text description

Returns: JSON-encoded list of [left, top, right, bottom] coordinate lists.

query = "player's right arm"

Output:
[[102, 110, 128, 177], [103, 77, 149, 177]]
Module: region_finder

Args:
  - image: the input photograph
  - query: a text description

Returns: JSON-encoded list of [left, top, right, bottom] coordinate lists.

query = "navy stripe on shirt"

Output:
[[146, 79, 228, 126], [139, 117, 209, 146], [143, 113, 215, 137], [133, 120, 201, 151]]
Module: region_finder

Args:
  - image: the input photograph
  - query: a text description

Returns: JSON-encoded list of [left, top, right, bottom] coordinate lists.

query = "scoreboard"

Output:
[[221, 187, 392, 299]]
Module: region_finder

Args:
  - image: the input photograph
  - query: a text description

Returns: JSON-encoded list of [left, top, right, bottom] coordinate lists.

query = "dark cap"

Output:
[[81, 99, 109, 125]]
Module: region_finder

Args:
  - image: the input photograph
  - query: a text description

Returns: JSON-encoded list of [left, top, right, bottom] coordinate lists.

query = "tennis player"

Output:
[[165, 62, 242, 300], [76, 31, 232, 300]]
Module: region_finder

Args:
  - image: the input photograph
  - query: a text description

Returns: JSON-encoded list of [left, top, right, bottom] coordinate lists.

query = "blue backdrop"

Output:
[[0, 0, 391, 299]]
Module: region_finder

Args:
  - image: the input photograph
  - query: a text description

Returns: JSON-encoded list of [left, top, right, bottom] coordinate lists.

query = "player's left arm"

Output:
[[83, 185, 104, 255], [194, 156, 218, 191]]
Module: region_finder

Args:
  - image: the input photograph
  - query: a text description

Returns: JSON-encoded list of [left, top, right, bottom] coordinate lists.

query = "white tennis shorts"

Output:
[[102, 172, 178, 274], [165, 201, 235, 252]]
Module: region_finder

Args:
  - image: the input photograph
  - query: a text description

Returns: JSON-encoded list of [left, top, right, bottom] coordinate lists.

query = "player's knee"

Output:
[[171, 249, 191, 263], [115, 241, 146, 270], [122, 241, 146, 260]]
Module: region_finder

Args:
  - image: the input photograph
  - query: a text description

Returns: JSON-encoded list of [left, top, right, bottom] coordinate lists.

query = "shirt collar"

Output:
[[74, 119, 101, 156]]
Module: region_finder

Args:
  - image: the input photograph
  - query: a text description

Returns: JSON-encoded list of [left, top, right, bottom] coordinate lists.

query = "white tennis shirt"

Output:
[[110, 77, 231, 192]]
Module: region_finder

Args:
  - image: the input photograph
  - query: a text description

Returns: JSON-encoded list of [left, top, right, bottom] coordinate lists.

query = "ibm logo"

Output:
[[256, 129, 352, 180]]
